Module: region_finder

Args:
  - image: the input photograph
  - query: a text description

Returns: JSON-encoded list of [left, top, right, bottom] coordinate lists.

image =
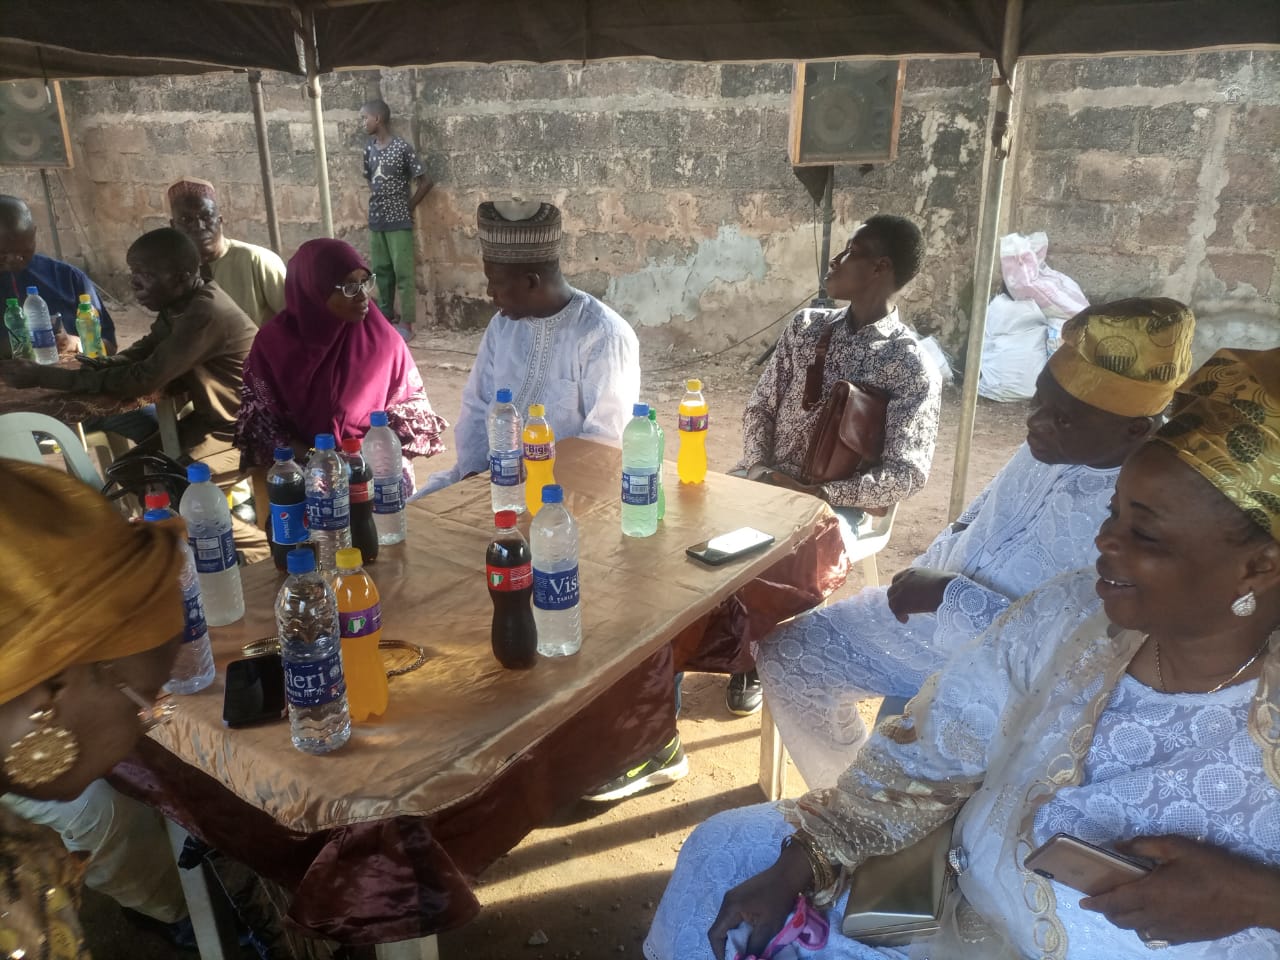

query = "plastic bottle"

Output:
[[22, 287, 58, 365], [305, 434, 352, 575], [179, 462, 245, 626], [530, 485, 582, 657], [364, 411, 407, 545], [488, 388, 525, 515], [275, 549, 351, 754], [4, 298, 33, 360], [331, 547, 389, 722], [677, 378, 709, 484], [340, 437, 379, 564], [142, 492, 215, 695], [522, 404, 556, 517], [487, 510, 537, 669], [267, 447, 310, 571], [621, 403, 660, 538], [649, 407, 666, 522], [74, 301, 106, 359]]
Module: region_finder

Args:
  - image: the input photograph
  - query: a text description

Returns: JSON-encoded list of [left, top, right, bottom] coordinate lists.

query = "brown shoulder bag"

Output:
[[800, 317, 889, 486]]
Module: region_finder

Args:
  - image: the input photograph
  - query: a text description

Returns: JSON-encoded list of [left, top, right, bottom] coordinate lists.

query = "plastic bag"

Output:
[[1000, 232, 1089, 319], [978, 295, 1049, 402]]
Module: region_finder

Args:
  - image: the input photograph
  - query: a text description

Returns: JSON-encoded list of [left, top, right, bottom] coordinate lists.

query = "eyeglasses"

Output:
[[173, 213, 221, 229], [102, 663, 175, 733], [334, 275, 377, 298]]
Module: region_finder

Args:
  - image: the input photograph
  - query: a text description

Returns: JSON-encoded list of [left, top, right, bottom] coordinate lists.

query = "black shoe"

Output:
[[582, 734, 688, 802], [726, 669, 763, 716]]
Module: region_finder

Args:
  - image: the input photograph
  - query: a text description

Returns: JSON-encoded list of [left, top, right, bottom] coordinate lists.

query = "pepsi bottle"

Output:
[[267, 447, 310, 571]]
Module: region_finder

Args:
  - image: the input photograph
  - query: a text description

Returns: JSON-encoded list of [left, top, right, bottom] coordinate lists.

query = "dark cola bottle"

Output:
[[267, 447, 310, 571], [486, 510, 537, 669], [340, 437, 379, 564]]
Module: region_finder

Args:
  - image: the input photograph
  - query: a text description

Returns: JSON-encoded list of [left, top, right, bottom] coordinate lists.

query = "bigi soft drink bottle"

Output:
[[306, 434, 351, 575], [332, 548, 389, 722], [522, 404, 556, 517], [143, 492, 215, 694], [649, 407, 666, 522], [488, 388, 525, 515], [22, 287, 58, 365], [276, 548, 351, 754], [677, 378, 709, 483], [621, 403, 660, 538], [340, 437, 379, 564], [364, 411, 407, 545], [267, 447, 309, 571], [180, 462, 245, 625], [487, 510, 537, 669], [4, 298, 33, 359], [531, 484, 582, 657], [75, 300, 106, 359]]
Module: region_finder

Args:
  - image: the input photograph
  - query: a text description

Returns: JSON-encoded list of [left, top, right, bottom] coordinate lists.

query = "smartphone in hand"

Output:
[[1024, 834, 1151, 896]]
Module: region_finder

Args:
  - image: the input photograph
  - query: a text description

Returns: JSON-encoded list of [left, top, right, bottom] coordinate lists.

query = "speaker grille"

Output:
[[791, 61, 904, 166], [0, 80, 72, 169]]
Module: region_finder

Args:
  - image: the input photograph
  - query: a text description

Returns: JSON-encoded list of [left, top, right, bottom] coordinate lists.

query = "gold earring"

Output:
[[3, 707, 80, 788]]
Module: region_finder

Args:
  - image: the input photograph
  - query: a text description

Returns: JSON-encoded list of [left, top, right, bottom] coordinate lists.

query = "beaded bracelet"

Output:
[[781, 830, 837, 893]]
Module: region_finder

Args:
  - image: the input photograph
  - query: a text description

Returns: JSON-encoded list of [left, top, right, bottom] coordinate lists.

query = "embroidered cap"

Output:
[[477, 200, 562, 264], [167, 177, 217, 207]]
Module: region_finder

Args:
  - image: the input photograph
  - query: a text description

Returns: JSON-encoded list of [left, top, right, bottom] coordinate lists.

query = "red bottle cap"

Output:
[[144, 492, 169, 510], [340, 437, 362, 453], [494, 510, 518, 528]]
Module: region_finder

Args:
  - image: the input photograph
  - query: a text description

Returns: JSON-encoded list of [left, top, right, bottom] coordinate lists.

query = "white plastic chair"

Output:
[[843, 503, 898, 587], [0, 412, 103, 486]]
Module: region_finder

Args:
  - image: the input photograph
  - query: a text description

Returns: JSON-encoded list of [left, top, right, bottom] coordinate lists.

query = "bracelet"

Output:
[[781, 831, 837, 893], [380, 639, 428, 677]]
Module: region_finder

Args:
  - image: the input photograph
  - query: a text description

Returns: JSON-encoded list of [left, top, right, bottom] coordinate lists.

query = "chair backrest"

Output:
[[0, 412, 102, 487]]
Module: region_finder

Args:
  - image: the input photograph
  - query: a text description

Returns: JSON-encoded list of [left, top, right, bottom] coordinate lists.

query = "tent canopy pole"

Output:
[[301, 8, 334, 238], [247, 71, 283, 254]]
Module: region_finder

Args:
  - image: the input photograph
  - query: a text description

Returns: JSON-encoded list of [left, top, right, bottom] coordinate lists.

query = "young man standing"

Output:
[[361, 98, 433, 342]]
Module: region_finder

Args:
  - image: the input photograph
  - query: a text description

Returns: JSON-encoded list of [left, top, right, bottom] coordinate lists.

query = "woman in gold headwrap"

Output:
[[646, 347, 1280, 959], [0, 458, 185, 958]]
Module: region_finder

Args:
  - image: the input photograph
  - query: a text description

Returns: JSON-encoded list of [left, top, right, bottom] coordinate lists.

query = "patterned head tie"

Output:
[[1046, 297, 1196, 417], [167, 177, 217, 207], [1152, 347, 1280, 543], [477, 200, 562, 264]]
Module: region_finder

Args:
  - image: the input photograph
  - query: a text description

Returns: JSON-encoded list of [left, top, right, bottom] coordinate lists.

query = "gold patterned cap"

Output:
[[477, 200, 562, 264], [1046, 298, 1195, 417], [1152, 348, 1280, 542]]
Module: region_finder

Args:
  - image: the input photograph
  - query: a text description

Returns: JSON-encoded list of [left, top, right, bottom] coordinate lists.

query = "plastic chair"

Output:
[[843, 503, 898, 588], [0, 412, 102, 486]]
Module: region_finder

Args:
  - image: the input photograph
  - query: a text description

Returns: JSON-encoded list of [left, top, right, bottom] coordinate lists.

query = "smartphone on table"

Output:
[[686, 526, 776, 566], [222, 654, 288, 728], [1024, 833, 1152, 896]]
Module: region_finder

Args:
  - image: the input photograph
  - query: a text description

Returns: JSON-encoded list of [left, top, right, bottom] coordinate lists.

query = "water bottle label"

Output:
[[307, 491, 350, 530], [678, 413, 709, 432], [489, 451, 522, 487], [190, 529, 237, 573], [271, 501, 308, 545], [30, 327, 55, 349], [487, 562, 532, 592], [373, 477, 403, 514], [534, 565, 580, 611], [621, 470, 658, 506], [182, 588, 208, 643], [284, 650, 347, 708], [350, 481, 371, 504], [340, 603, 382, 639], [524, 440, 554, 462]]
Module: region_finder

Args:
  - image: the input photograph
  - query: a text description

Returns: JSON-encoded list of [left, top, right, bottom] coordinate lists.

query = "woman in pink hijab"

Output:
[[234, 239, 446, 487]]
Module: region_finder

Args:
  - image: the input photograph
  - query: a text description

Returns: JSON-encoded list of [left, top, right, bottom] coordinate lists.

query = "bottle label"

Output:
[[30, 327, 55, 349], [534, 565, 580, 611], [487, 562, 533, 591], [373, 477, 403, 514], [284, 650, 347, 708], [489, 451, 523, 487], [524, 440, 555, 462], [271, 501, 308, 545], [621, 470, 658, 506], [349, 480, 371, 504], [340, 603, 382, 639], [307, 491, 350, 530], [181, 587, 208, 643], [190, 529, 237, 573], [678, 413, 709, 432]]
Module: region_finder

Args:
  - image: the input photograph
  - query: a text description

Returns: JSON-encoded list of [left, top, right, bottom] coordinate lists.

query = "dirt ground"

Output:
[[85, 307, 1030, 959]]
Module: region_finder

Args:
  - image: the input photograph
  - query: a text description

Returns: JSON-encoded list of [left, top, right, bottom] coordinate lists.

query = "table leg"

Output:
[[165, 819, 240, 960], [757, 700, 788, 801], [374, 936, 441, 960], [156, 396, 182, 459]]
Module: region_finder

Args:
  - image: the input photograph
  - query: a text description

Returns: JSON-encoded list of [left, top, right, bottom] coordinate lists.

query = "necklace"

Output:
[[1153, 633, 1273, 694]]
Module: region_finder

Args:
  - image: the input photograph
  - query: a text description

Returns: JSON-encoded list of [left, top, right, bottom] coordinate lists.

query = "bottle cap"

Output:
[[369, 410, 388, 427], [286, 548, 316, 574], [186, 462, 212, 484], [144, 492, 170, 510], [79, 293, 92, 302], [142, 509, 170, 522], [25, 286, 37, 296], [541, 484, 563, 504], [633, 403, 650, 417], [335, 547, 363, 569], [496, 388, 513, 403], [494, 509, 518, 528], [528, 403, 545, 418], [4, 298, 16, 306], [314, 433, 336, 450], [648, 409, 657, 420], [340, 437, 362, 454], [687, 378, 703, 391]]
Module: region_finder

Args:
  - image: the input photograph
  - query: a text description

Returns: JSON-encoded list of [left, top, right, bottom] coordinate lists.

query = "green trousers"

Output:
[[369, 228, 418, 327]]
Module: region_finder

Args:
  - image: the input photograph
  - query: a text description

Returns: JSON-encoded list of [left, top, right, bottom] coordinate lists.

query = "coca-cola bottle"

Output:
[[486, 510, 537, 669], [340, 437, 379, 564]]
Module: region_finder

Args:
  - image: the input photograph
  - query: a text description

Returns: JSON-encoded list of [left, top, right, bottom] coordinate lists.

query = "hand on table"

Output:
[[1080, 835, 1280, 945], [0, 359, 43, 388], [56, 330, 81, 356], [886, 569, 957, 623], [708, 842, 813, 960]]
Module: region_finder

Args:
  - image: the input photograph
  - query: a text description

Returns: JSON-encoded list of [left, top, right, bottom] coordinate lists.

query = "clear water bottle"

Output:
[[22, 287, 58, 365], [305, 433, 352, 575], [179, 462, 245, 625], [649, 407, 666, 522], [275, 548, 351, 754], [530, 484, 582, 657], [143, 492, 215, 695], [488, 388, 525, 515], [365, 411, 407, 545], [621, 403, 660, 538]]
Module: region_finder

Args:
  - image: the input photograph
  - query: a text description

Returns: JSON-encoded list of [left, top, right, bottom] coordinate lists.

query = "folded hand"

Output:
[[886, 568, 956, 623], [708, 843, 813, 960]]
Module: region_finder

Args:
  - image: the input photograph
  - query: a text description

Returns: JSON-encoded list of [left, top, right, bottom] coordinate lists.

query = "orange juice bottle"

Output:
[[332, 547, 388, 721], [677, 378, 709, 483], [523, 404, 556, 516]]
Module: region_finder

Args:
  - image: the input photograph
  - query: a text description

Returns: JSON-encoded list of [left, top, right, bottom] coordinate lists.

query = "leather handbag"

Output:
[[800, 318, 889, 486]]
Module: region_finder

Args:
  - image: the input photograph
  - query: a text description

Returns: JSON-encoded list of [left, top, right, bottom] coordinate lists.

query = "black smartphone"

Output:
[[222, 654, 288, 728], [686, 526, 776, 566], [1024, 834, 1151, 896]]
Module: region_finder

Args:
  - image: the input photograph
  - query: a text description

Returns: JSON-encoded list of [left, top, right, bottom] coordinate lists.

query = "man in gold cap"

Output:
[[756, 297, 1197, 787]]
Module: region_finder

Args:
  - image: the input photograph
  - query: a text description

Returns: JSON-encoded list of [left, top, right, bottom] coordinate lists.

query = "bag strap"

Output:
[[802, 315, 840, 411]]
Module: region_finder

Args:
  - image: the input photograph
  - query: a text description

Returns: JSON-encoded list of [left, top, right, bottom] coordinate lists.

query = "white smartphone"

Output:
[[686, 526, 776, 566], [1024, 834, 1151, 896]]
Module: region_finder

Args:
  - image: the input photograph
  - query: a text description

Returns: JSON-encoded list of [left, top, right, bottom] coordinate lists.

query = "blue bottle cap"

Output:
[[541, 484, 564, 504], [186, 462, 212, 483], [314, 433, 336, 450], [633, 403, 650, 417], [496, 388, 513, 403], [25, 286, 37, 296], [369, 410, 388, 427], [286, 548, 316, 574], [142, 508, 170, 522], [273, 446, 294, 461]]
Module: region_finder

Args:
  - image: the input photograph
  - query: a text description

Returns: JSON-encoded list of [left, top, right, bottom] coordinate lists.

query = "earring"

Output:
[[3, 707, 80, 788], [1232, 591, 1258, 618]]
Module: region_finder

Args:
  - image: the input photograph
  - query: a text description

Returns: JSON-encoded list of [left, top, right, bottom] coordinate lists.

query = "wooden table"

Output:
[[113, 438, 846, 954]]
